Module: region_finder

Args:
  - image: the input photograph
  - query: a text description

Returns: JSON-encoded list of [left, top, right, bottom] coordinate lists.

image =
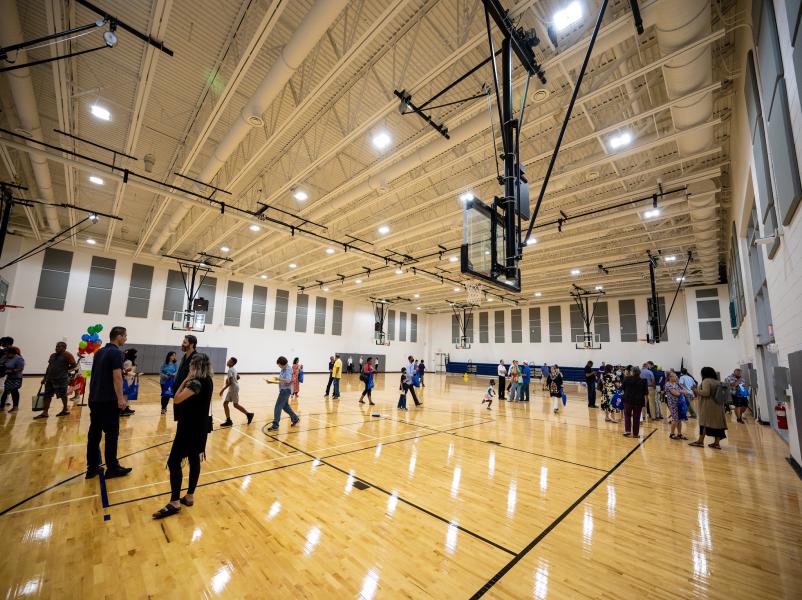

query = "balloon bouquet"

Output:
[[68, 324, 104, 403]]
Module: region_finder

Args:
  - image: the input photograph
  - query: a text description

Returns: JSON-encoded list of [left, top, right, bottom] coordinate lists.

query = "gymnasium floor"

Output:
[[0, 372, 800, 599]]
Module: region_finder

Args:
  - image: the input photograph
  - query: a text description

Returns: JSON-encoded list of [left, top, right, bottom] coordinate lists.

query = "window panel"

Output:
[[528, 307, 541, 342], [569, 304, 584, 344], [84, 256, 116, 315], [510, 309, 522, 343], [162, 269, 185, 321], [314, 297, 326, 334], [494, 310, 505, 343], [274, 289, 289, 331], [479, 311, 489, 343], [411, 313, 417, 342], [294, 293, 309, 332], [548, 306, 562, 343], [250, 285, 267, 329], [35, 248, 73, 311], [595, 302, 610, 342], [223, 281, 243, 326], [699, 321, 724, 340], [332, 300, 343, 336], [388, 310, 396, 341], [126, 263, 153, 318], [399, 312, 407, 342], [619, 299, 638, 342], [197, 276, 217, 324]]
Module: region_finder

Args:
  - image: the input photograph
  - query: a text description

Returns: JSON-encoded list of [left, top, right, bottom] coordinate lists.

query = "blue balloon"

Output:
[[81, 334, 90, 341], [90, 333, 100, 342]]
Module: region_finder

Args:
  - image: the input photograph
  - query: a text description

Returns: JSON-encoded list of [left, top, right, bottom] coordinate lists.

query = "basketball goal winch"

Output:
[[370, 298, 392, 346]]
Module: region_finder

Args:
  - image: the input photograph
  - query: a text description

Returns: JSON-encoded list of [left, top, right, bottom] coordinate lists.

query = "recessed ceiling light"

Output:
[[90, 104, 111, 121], [595, 285, 603, 291], [378, 225, 390, 235], [326, 247, 335, 255], [249, 224, 261, 232], [534, 292, 542, 297], [665, 255, 677, 262], [89, 175, 104, 185], [355, 278, 362, 284], [553, 1, 583, 32], [88, 213, 99, 222], [260, 274, 268, 279], [571, 269, 581, 275], [533, 89, 549, 102], [395, 268, 403, 275], [453, 287, 460, 292], [609, 131, 632, 150], [416, 306, 421, 310], [413, 293, 420, 298], [372, 131, 392, 150], [676, 276, 686, 282], [449, 256, 458, 263], [459, 191, 474, 202], [644, 208, 661, 219], [220, 246, 230, 252], [293, 189, 308, 201], [526, 238, 537, 245], [323, 287, 330, 292], [485, 250, 491, 255], [86, 238, 96, 245], [289, 263, 297, 269], [487, 297, 494, 302]]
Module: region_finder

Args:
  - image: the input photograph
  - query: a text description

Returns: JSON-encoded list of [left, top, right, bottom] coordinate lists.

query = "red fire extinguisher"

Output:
[[775, 402, 788, 430]]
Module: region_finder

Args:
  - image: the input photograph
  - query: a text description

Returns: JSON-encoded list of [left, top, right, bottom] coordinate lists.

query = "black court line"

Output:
[[262, 420, 516, 557], [470, 428, 658, 598], [380, 414, 606, 471], [446, 432, 608, 472], [0, 438, 175, 517]]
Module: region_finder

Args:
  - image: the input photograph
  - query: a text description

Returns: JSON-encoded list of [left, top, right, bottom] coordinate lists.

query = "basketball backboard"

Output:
[[460, 197, 520, 292], [172, 310, 206, 332], [575, 333, 602, 350]]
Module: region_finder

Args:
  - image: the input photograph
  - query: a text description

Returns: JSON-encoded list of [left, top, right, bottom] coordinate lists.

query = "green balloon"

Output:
[[96, 324, 103, 332], [87, 326, 95, 334]]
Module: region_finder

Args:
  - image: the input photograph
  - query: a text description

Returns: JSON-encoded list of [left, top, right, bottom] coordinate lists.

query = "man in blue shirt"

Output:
[[521, 362, 532, 401], [267, 355, 299, 431], [85, 326, 132, 479]]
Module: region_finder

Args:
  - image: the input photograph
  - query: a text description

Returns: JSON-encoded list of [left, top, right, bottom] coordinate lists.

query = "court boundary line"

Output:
[[261, 418, 517, 557], [470, 428, 658, 598]]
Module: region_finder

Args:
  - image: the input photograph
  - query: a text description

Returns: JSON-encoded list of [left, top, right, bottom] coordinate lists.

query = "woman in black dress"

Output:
[[153, 353, 213, 519]]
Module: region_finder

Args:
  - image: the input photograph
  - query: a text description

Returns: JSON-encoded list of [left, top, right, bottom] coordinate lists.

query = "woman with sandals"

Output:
[[688, 366, 728, 450], [153, 353, 213, 520]]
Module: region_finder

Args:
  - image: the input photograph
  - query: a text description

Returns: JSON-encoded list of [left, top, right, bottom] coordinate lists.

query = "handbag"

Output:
[[359, 372, 369, 383], [561, 389, 567, 406], [412, 373, 421, 387], [298, 369, 304, 383], [32, 384, 45, 411]]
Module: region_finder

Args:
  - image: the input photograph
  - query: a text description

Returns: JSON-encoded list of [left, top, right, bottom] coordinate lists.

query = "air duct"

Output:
[[651, 0, 719, 280], [149, 0, 348, 254], [0, 0, 61, 234]]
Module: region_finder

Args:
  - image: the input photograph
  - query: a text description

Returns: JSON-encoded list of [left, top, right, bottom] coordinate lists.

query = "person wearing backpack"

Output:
[[689, 366, 728, 449]]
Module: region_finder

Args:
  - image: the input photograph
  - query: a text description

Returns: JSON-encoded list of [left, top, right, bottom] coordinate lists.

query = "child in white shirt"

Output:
[[481, 379, 496, 410]]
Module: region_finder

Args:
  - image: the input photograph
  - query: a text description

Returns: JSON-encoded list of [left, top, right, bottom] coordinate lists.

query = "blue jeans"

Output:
[[272, 388, 298, 428], [333, 378, 340, 398], [521, 381, 530, 401], [398, 389, 407, 409], [509, 382, 518, 401]]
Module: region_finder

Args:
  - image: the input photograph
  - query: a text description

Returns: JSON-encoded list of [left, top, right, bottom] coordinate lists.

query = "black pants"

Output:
[[498, 376, 506, 400], [1, 388, 20, 408], [86, 402, 120, 470], [167, 452, 201, 502], [360, 381, 372, 400], [404, 383, 420, 405], [160, 395, 171, 411], [586, 383, 597, 407], [325, 375, 334, 395]]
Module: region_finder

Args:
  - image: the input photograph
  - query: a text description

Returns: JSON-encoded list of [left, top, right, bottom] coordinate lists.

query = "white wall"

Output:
[[724, 0, 802, 463], [426, 286, 739, 377], [0, 238, 427, 374]]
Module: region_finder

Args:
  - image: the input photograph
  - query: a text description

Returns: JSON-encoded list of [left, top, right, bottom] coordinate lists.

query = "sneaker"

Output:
[[291, 418, 300, 427], [246, 412, 255, 425], [160, 409, 167, 415], [85, 467, 103, 479], [220, 419, 234, 427], [267, 425, 279, 432], [56, 410, 70, 417], [105, 466, 133, 479]]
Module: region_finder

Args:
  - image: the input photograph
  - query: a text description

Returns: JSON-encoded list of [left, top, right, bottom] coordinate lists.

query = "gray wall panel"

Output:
[[35, 248, 73, 311]]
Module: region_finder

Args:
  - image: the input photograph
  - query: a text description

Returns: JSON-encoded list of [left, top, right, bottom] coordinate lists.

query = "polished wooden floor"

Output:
[[1, 372, 800, 599]]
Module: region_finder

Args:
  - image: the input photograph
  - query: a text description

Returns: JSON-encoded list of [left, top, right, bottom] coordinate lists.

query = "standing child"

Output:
[[547, 366, 564, 414], [397, 367, 409, 411], [220, 357, 253, 426], [481, 379, 496, 410], [159, 351, 177, 415], [266, 356, 299, 431], [291, 357, 301, 399]]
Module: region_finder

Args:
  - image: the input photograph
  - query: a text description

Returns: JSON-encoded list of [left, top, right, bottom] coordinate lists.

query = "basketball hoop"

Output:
[[465, 281, 483, 307], [374, 331, 391, 346], [575, 333, 602, 350], [172, 310, 206, 332], [455, 336, 472, 350]]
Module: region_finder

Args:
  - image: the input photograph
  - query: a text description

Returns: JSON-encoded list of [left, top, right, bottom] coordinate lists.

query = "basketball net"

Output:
[[465, 281, 483, 306]]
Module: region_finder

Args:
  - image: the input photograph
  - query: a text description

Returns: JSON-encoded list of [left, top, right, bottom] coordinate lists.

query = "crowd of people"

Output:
[[0, 328, 754, 521]]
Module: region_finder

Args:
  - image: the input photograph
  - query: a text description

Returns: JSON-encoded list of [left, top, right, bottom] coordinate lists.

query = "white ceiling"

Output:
[[0, 0, 737, 312]]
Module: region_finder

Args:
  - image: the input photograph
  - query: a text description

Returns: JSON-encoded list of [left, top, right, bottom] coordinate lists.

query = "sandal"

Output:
[[669, 434, 678, 440], [179, 496, 194, 507], [56, 411, 70, 417], [152, 504, 180, 519], [707, 443, 722, 450], [688, 441, 704, 447], [33, 414, 49, 420], [678, 435, 688, 440]]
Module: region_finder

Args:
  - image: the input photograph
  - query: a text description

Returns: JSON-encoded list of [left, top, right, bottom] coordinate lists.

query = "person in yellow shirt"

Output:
[[331, 354, 343, 399]]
